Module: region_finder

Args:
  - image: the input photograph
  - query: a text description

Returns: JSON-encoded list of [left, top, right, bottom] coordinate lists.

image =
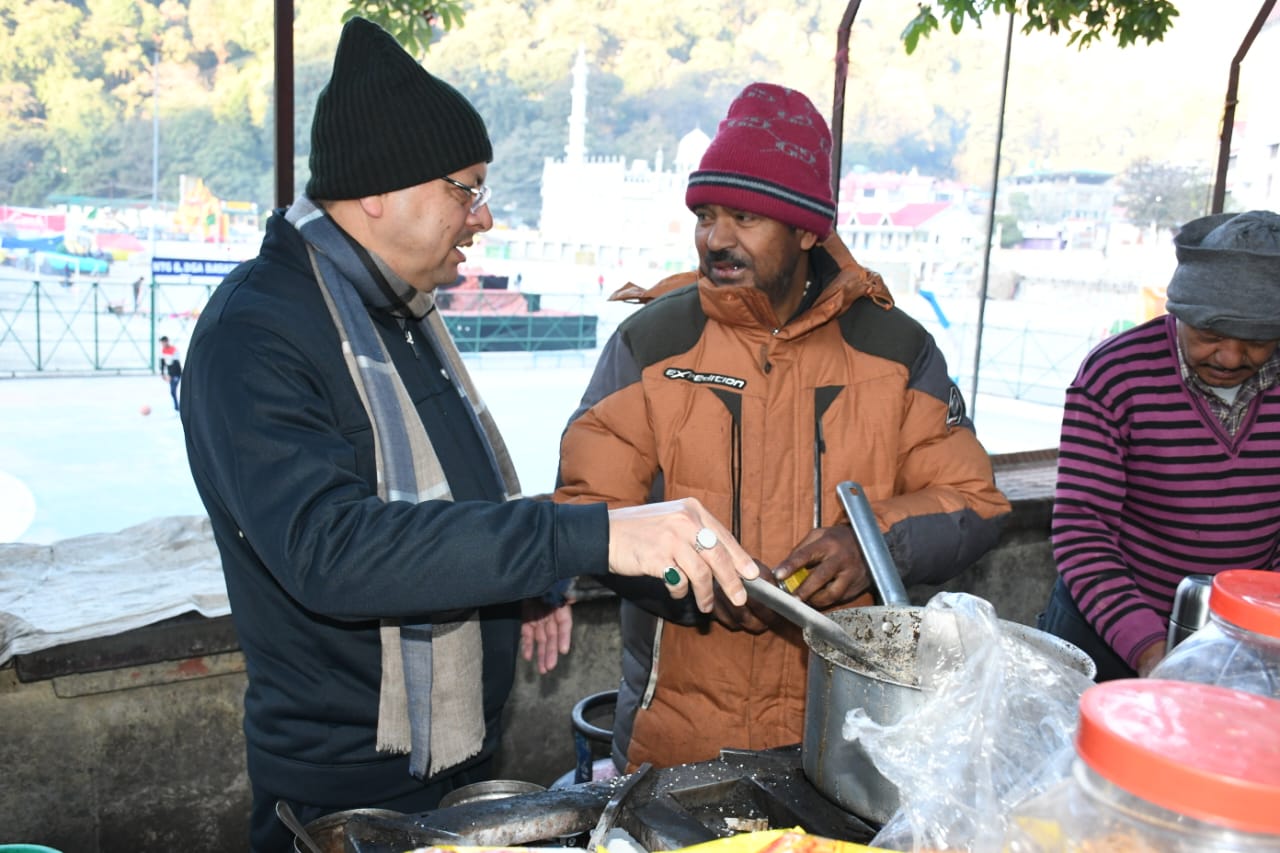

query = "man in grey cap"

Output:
[[1041, 210, 1280, 681], [180, 17, 757, 851]]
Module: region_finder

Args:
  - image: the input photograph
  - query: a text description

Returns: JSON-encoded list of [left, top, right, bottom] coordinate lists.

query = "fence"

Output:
[[0, 272, 213, 375], [0, 272, 604, 375], [952, 320, 1103, 408], [0, 270, 1106, 407]]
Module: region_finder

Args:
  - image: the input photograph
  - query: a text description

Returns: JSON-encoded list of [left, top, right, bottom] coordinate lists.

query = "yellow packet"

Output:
[[778, 567, 811, 594], [657, 827, 892, 853]]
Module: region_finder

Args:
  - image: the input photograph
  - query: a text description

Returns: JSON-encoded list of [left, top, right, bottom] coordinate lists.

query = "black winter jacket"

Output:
[[181, 211, 608, 805]]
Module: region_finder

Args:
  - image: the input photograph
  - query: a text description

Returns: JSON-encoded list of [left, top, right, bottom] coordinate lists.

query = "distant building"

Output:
[[838, 168, 970, 212], [999, 169, 1118, 250], [482, 48, 708, 283], [835, 169, 986, 292]]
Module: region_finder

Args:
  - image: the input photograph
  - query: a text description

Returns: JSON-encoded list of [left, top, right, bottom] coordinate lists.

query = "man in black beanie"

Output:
[[180, 18, 758, 851]]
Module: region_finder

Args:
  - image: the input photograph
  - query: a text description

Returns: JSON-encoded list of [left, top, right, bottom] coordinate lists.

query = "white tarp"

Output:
[[0, 515, 227, 665]]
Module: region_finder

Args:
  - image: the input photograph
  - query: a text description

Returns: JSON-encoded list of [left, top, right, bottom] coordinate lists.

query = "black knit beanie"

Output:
[[306, 17, 493, 201]]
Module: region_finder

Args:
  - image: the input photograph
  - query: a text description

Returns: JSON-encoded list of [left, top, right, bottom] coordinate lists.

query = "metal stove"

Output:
[[342, 746, 877, 852]]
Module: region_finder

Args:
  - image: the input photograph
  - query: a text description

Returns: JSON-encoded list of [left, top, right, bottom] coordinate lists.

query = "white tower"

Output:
[[565, 46, 588, 164]]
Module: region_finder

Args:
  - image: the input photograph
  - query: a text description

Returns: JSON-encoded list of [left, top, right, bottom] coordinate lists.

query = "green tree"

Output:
[[1116, 157, 1209, 230], [996, 214, 1023, 248], [0, 0, 1223, 225], [75, 116, 154, 200], [342, 0, 467, 57], [0, 128, 58, 205], [901, 0, 1180, 53]]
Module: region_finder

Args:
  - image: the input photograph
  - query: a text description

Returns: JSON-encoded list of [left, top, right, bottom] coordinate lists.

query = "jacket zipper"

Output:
[[813, 418, 825, 528], [813, 387, 842, 526], [397, 318, 420, 360]]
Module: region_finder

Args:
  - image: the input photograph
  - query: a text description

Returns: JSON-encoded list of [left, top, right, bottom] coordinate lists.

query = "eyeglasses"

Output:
[[439, 175, 492, 215]]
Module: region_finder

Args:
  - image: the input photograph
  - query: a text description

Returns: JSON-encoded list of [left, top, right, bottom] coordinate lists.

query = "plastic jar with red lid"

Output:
[[1151, 569, 1280, 699], [1005, 679, 1280, 852]]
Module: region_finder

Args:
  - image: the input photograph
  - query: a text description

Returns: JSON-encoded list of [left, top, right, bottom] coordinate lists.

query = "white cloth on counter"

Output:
[[0, 515, 226, 665]]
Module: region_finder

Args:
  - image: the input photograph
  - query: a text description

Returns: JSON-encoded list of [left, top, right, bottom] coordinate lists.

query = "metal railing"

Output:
[[443, 311, 599, 353], [951, 320, 1103, 408], [1, 271, 1104, 405], [0, 272, 213, 375], [0, 274, 605, 374]]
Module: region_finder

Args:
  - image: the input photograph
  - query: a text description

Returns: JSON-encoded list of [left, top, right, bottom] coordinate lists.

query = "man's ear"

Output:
[[358, 195, 385, 218], [798, 230, 819, 251]]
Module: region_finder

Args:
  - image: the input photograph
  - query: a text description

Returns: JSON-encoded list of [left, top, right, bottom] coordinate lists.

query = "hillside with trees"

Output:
[[0, 0, 1255, 226]]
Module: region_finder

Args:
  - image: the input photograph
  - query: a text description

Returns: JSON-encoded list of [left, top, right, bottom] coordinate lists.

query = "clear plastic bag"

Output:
[[841, 592, 1095, 852]]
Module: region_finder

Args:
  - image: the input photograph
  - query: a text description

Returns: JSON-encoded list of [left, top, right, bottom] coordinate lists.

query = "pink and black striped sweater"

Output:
[[1051, 313, 1280, 667]]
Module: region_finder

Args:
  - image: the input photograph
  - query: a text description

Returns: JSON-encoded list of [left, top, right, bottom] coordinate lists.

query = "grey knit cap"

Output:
[[1165, 210, 1280, 340], [306, 17, 492, 201]]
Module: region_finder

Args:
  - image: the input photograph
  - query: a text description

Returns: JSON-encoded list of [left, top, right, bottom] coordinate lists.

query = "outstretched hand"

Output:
[[606, 498, 758, 613]]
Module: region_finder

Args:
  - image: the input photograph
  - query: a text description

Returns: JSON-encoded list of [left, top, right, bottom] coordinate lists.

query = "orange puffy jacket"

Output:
[[555, 235, 1010, 770]]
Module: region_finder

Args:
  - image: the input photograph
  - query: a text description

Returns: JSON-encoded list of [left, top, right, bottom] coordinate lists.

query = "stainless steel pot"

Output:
[[438, 779, 546, 809], [801, 605, 1096, 825], [796, 481, 1095, 825], [293, 808, 403, 853]]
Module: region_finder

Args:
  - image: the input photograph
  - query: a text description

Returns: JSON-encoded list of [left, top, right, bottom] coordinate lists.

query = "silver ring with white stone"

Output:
[[694, 527, 718, 552]]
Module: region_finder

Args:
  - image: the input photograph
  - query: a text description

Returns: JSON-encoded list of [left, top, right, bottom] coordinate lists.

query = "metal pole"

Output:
[[34, 281, 42, 370], [830, 0, 864, 205], [150, 44, 160, 370], [275, 0, 295, 208], [1210, 0, 1275, 214], [93, 282, 100, 369], [969, 11, 1016, 419]]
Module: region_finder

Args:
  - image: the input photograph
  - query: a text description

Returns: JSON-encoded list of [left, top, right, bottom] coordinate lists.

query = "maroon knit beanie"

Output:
[[686, 83, 835, 239]]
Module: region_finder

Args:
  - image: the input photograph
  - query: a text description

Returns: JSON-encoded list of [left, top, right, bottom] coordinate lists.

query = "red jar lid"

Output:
[[1211, 569, 1280, 640], [1077, 680, 1280, 835]]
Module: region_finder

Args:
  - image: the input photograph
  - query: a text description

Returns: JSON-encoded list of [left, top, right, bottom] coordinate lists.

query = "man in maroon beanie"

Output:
[[556, 82, 1011, 771]]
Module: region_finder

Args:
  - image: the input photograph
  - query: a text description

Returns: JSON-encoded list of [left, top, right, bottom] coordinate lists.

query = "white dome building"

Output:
[[521, 48, 705, 281], [674, 127, 711, 175]]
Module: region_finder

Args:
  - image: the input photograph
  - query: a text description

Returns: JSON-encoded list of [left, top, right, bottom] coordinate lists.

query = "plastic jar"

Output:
[[1151, 569, 1280, 699], [1005, 680, 1280, 852]]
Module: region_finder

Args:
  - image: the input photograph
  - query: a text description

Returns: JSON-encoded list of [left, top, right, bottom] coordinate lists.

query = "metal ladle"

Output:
[[742, 480, 909, 679], [276, 799, 324, 853], [835, 480, 909, 606], [744, 573, 910, 683], [744, 574, 876, 662]]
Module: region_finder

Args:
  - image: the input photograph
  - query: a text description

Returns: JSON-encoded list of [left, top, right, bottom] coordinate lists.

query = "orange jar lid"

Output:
[[1211, 569, 1280, 640], [1076, 680, 1280, 835]]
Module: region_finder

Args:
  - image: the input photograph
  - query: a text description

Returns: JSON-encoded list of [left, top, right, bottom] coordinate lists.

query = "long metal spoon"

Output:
[[743, 575, 866, 658], [743, 574, 903, 683], [276, 799, 324, 853]]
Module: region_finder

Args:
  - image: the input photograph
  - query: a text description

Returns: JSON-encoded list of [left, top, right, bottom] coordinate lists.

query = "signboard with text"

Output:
[[151, 257, 241, 279]]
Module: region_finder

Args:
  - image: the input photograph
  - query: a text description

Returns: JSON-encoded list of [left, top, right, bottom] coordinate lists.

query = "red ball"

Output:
[[140, 404, 152, 416]]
